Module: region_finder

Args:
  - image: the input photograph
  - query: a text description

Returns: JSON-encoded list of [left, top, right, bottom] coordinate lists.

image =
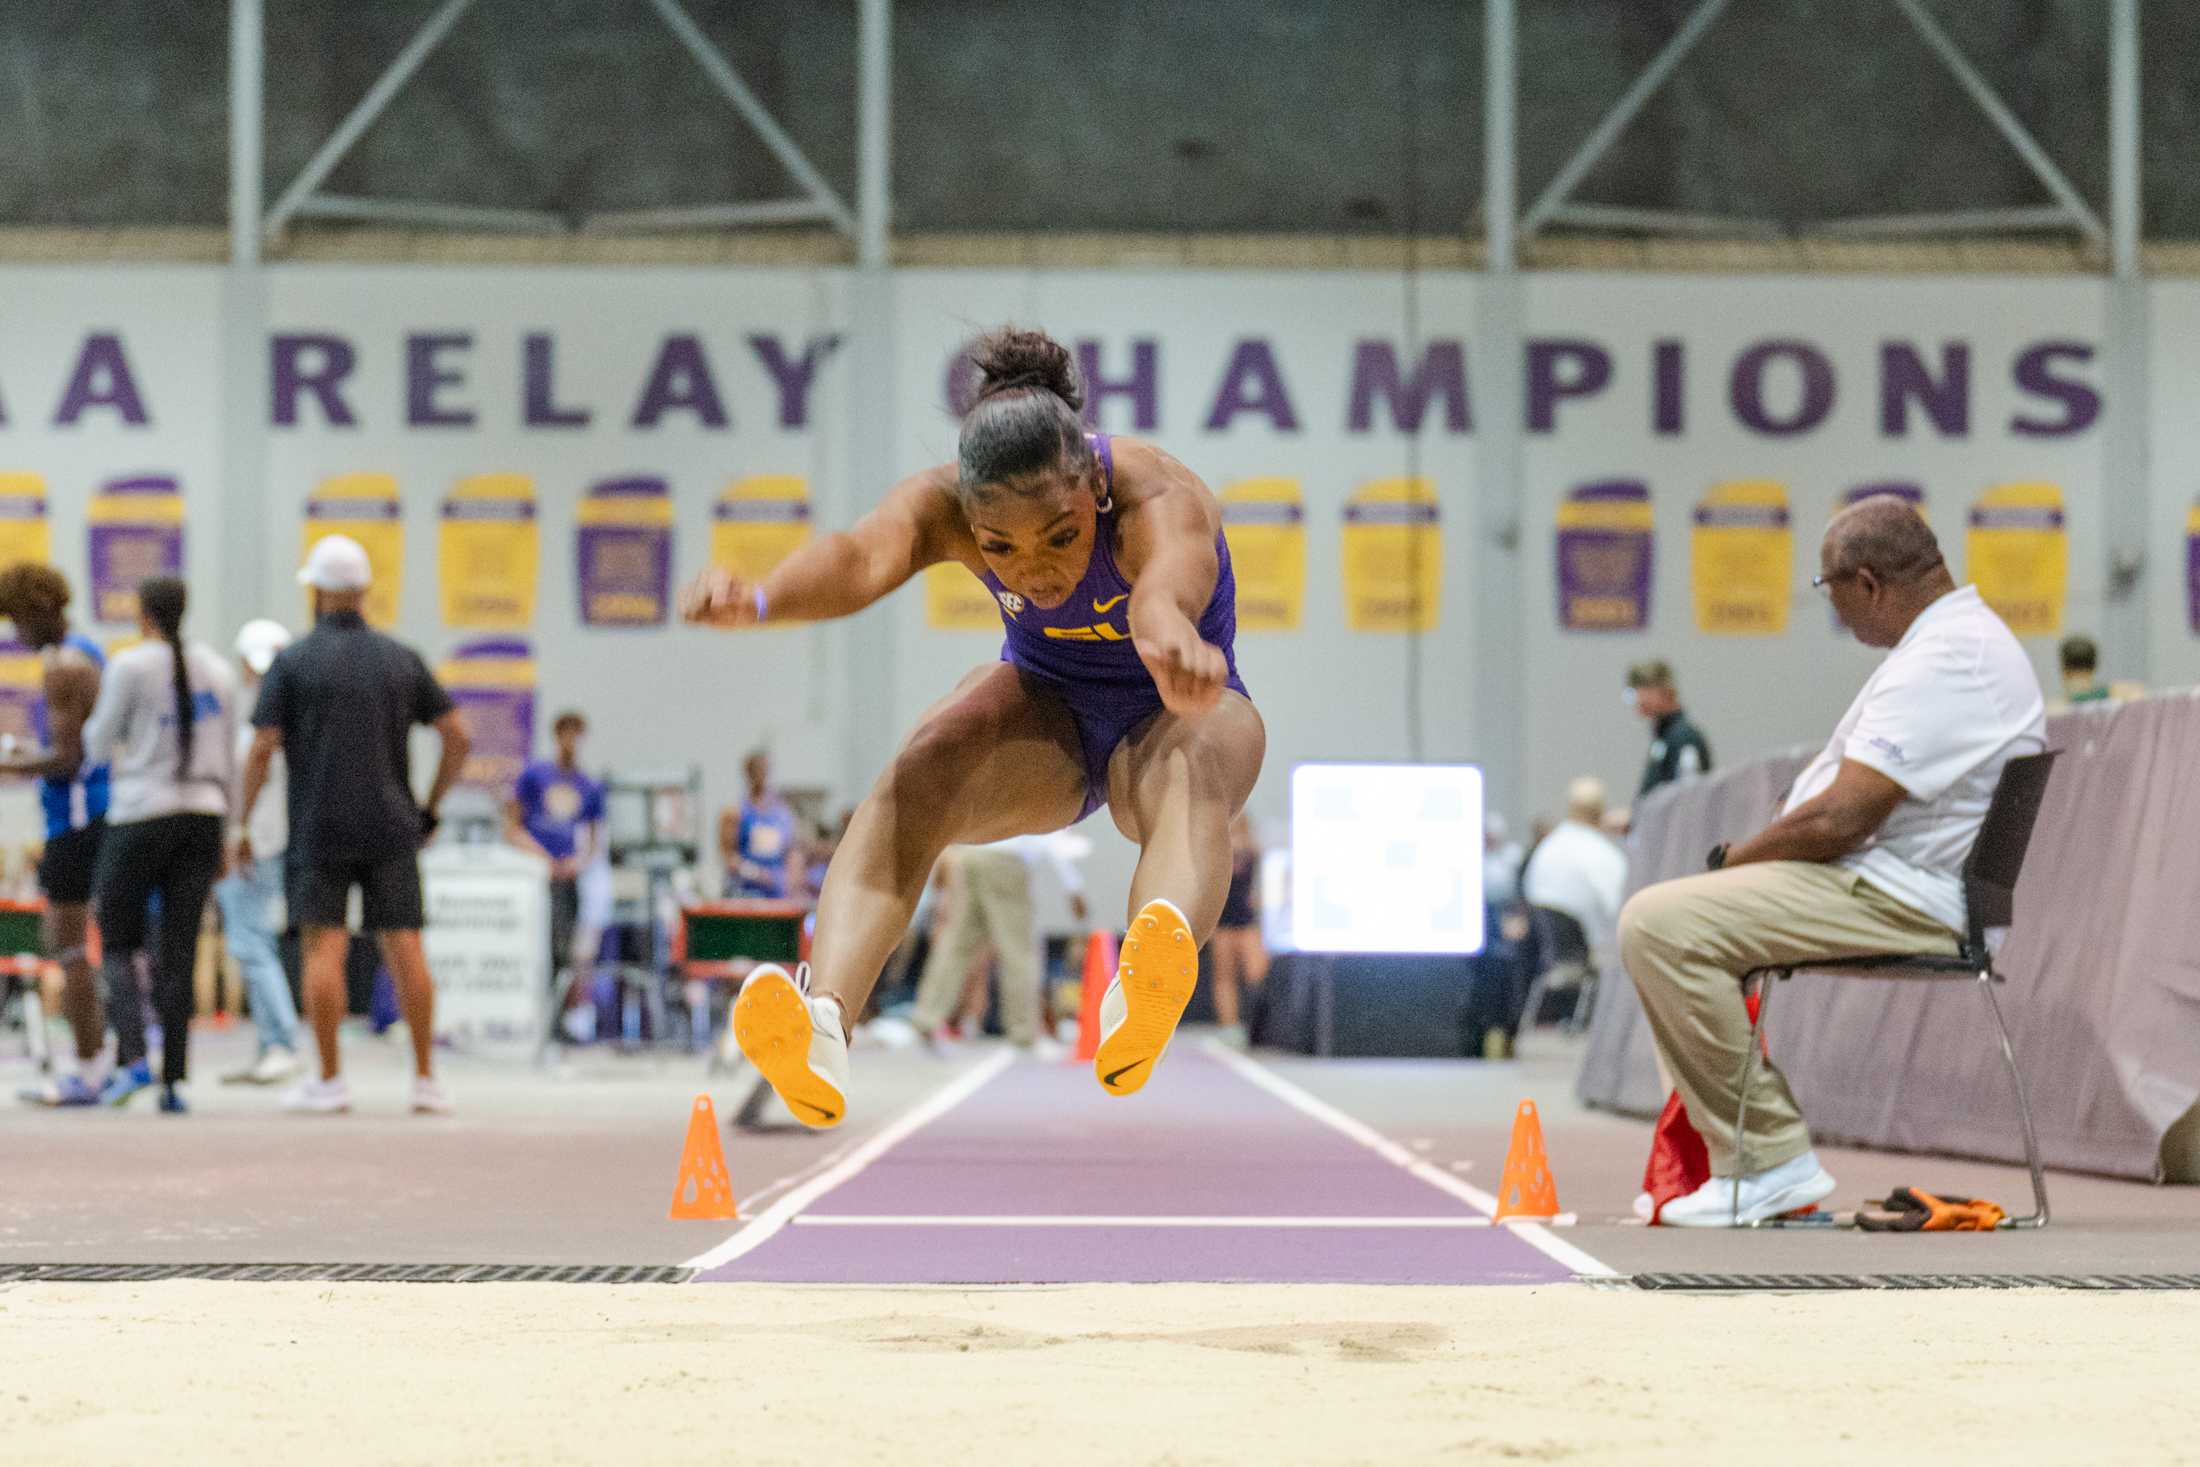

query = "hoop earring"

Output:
[[1094, 490, 1115, 514]]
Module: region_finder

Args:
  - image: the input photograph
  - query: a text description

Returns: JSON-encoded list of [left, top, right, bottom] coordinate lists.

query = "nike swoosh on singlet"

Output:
[[1101, 1058, 1149, 1088], [1093, 594, 1129, 613]]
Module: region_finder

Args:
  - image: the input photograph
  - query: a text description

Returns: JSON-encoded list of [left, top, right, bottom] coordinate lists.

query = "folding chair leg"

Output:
[[1728, 970, 1775, 1226], [1978, 970, 2051, 1229]]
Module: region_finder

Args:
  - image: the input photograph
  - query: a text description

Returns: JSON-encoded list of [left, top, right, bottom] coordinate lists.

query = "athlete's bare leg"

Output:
[[1109, 691, 1267, 941], [804, 663, 1088, 1031], [44, 902, 103, 1063]]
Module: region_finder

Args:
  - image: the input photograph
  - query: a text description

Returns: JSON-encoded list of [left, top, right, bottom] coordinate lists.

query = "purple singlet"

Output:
[[977, 434, 1251, 820]]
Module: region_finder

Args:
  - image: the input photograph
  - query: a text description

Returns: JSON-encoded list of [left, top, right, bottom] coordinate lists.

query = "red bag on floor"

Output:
[[1641, 991, 1760, 1225]]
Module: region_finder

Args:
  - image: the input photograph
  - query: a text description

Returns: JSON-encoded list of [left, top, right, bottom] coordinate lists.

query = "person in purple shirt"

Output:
[[682, 326, 1265, 1128], [507, 710, 606, 1022]]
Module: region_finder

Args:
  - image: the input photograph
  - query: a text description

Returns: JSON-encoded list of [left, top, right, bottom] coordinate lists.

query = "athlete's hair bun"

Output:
[[969, 327, 1084, 412]]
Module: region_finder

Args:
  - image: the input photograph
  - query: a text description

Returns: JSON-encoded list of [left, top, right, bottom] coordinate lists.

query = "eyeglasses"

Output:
[[1811, 570, 1856, 598]]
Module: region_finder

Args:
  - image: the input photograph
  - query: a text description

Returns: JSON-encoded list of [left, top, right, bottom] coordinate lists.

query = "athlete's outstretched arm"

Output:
[[680, 468, 961, 629], [1117, 444, 1229, 717]]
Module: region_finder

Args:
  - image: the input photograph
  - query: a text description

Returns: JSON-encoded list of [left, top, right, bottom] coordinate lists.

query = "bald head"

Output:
[[1823, 495, 1945, 584]]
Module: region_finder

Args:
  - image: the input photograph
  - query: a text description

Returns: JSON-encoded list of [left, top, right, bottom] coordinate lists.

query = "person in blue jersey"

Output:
[[718, 750, 797, 899], [681, 326, 1266, 1128], [507, 709, 607, 1039], [0, 564, 114, 1106]]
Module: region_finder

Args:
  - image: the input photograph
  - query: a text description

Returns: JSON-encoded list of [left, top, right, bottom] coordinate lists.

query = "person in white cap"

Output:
[[215, 617, 301, 1086], [237, 535, 471, 1115]]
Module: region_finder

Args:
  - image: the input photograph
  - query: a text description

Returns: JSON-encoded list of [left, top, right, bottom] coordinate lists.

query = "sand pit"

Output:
[[4, 1280, 2194, 1464]]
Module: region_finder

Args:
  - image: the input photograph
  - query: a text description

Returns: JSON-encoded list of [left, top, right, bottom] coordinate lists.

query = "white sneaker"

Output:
[[560, 1007, 597, 1044], [281, 1077, 352, 1115], [1659, 1151, 1837, 1227], [1023, 1033, 1068, 1061], [410, 1075, 455, 1116], [1213, 1022, 1250, 1052], [730, 963, 849, 1129], [1093, 898, 1200, 1097], [250, 1046, 301, 1085]]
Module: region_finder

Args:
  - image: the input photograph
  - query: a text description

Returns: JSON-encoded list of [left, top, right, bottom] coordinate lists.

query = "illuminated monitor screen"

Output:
[[1289, 763, 1486, 956]]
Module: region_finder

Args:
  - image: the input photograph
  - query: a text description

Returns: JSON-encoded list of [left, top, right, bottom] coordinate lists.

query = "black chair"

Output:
[[1517, 905, 1595, 1036], [1730, 749, 2060, 1229]]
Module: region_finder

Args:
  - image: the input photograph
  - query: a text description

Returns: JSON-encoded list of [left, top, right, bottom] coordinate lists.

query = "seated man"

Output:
[[1618, 495, 2044, 1226]]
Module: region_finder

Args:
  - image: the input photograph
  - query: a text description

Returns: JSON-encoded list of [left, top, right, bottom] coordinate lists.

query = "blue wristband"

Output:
[[753, 586, 768, 624]]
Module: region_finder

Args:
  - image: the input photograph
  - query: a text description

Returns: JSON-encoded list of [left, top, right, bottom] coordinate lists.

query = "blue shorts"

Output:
[[1022, 666, 1254, 822]]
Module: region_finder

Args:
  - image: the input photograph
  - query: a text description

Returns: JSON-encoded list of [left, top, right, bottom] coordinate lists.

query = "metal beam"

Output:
[[263, 0, 479, 243], [857, 0, 891, 266], [298, 194, 566, 233], [229, 0, 262, 265], [1890, 0, 2107, 248], [2109, 0, 2140, 277], [1547, 204, 1782, 239], [1809, 205, 2080, 239], [1521, 0, 1734, 240], [1482, 0, 1516, 271], [584, 200, 837, 233], [645, 0, 859, 241]]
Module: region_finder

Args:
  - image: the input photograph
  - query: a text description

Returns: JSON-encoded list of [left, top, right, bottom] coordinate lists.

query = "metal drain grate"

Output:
[[1633, 1272, 2200, 1292], [0, 1263, 694, 1285]]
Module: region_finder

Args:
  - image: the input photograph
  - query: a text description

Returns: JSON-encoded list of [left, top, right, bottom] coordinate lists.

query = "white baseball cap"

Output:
[[234, 618, 293, 674], [298, 534, 372, 592]]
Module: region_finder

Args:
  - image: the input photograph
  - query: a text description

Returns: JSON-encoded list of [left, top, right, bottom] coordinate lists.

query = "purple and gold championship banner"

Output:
[[1219, 478, 1306, 632], [1966, 482, 2067, 637], [438, 637, 536, 792], [0, 638, 43, 755], [0, 474, 52, 573], [87, 473, 185, 624], [1690, 480, 1792, 636], [303, 473, 405, 628], [923, 563, 1001, 631], [1341, 478, 1441, 633], [710, 476, 812, 585], [1554, 479, 1654, 632], [438, 473, 538, 630], [2187, 503, 2200, 635], [1841, 480, 1927, 521], [576, 477, 674, 627]]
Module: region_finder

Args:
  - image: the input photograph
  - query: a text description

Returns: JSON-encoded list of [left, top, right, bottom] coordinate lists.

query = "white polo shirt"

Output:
[[1782, 585, 2045, 933]]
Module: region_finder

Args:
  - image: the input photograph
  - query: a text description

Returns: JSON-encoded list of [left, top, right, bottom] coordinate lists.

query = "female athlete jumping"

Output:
[[679, 327, 1266, 1126]]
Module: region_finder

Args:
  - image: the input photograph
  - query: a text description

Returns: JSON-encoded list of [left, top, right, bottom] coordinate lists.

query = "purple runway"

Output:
[[695, 1048, 1588, 1285]]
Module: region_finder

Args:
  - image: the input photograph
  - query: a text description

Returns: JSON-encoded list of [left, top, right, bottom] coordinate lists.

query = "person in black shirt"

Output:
[[236, 535, 471, 1115], [1628, 659, 1712, 799]]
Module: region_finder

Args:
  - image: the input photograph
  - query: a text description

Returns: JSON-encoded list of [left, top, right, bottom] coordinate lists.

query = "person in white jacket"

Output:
[[80, 578, 239, 1113]]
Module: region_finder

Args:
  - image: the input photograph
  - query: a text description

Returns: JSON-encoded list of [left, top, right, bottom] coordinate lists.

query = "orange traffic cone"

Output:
[[668, 1094, 740, 1221], [1492, 1098, 1561, 1221], [1072, 928, 1118, 1062]]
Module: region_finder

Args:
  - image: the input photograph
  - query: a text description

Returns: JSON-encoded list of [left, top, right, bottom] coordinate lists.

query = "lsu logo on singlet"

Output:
[[1044, 594, 1131, 642]]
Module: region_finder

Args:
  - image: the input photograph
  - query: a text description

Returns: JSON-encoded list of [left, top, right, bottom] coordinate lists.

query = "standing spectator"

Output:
[[81, 579, 238, 1113], [507, 710, 606, 1042], [911, 835, 1088, 1051], [237, 535, 470, 1115], [2058, 635, 2107, 705], [719, 750, 797, 899], [1208, 812, 1268, 1050], [1522, 776, 1629, 971], [1482, 812, 1525, 909], [1628, 660, 1713, 800], [0, 564, 112, 1106], [216, 619, 302, 1087]]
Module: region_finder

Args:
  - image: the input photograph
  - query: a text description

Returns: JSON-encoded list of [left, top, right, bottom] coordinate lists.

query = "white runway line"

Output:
[[796, 1214, 1503, 1228], [681, 1049, 1016, 1272], [1202, 1041, 1616, 1279]]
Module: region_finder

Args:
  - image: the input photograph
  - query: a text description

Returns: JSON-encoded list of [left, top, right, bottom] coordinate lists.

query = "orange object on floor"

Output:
[[1072, 928, 1118, 1063], [1492, 1098, 1561, 1221], [668, 1094, 740, 1221]]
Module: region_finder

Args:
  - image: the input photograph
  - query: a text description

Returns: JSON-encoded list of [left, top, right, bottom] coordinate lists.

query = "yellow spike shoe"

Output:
[[732, 963, 848, 1129], [1093, 898, 1200, 1097]]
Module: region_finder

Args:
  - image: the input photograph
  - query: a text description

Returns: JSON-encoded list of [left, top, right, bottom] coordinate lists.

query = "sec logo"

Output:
[[996, 591, 1025, 616]]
